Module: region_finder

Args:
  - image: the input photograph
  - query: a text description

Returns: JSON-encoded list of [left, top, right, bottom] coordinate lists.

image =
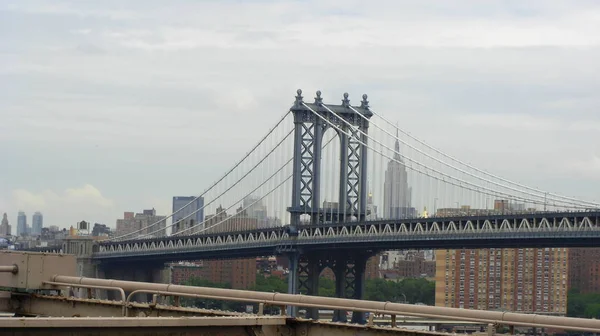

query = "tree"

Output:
[[365, 278, 435, 305], [253, 274, 287, 293], [567, 289, 600, 318]]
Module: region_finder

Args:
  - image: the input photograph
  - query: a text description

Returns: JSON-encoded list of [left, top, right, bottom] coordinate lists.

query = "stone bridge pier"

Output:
[[98, 261, 168, 302], [61, 237, 167, 301]]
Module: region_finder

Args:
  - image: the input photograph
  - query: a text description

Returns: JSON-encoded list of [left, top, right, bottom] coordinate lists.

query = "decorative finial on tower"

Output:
[[315, 90, 323, 105], [342, 92, 350, 107], [294, 89, 304, 107], [361, 93, 369, 109]]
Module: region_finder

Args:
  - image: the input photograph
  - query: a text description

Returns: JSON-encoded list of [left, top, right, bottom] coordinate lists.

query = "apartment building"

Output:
[[435, 248, 568, 314]]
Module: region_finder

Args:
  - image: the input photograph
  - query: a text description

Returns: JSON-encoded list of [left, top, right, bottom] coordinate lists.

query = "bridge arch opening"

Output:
[[320, 127, 341, 223], [319, 267, 336, 296]]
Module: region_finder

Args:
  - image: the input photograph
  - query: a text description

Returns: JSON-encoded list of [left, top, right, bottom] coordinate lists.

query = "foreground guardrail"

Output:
[[50, 274, 600, 333]]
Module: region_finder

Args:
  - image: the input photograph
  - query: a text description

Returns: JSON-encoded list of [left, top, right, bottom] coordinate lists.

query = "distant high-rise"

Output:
[[0, 213, 11, 236], [32, 212, 43, 235], [366, 191, 378, 220], [242, 195, 268, 225], [92, 223, 111, 237], [383, 133, 413, 219], [17, 211, 28, 236], [172, 196, 205, 234], [116, 208, 167, 238]]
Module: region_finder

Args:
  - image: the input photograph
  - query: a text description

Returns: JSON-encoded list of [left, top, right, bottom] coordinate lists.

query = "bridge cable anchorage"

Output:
[[346, 104, 599, 209], [132, 128, 294, 240], [109, 110, 292, 241], [302, 101, 589, 210], [369, 107, 599, 208], [154, 132, 339, 239]]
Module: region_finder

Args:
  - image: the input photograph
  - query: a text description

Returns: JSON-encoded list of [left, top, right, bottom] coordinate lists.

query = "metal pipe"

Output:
[[127, 289, 277, 307], [124, 289, 490, 324], [43, 281, 126, 316], [0, 265, 18, 274], [52, 275, 600, 332], [125, 289, 270, 316]]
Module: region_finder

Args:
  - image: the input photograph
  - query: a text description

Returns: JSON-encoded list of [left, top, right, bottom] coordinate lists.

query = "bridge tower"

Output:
[[287, 90, 374, 323], [288, 89, 372, 225]]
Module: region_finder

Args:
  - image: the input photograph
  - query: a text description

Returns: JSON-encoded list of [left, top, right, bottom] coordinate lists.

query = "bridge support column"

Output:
[[298, 254, 321, 320], [286, 252, 299, 316], [349, 254, 368, 324], [292, 250, 372, 323], [333, 262, 348, 322]]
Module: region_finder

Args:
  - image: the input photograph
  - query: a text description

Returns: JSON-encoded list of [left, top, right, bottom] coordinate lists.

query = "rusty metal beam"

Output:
[[4, 293, 243, 318], [299, 321, 450, 336], [0, 316, 447, 336], [0, 316, 285, 327], [0, 316, 286, 336]]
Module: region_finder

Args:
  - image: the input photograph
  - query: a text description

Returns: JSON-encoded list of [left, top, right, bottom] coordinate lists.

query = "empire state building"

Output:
[[383, 135, 413, 219]]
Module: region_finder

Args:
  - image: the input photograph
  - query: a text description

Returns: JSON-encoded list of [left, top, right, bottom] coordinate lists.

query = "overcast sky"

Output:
[[1, 0, 599, 230]]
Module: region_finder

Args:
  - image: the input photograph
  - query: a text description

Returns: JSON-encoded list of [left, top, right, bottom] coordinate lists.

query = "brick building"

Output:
[[435, 248, 569, 315], [382, 251, 435, 279], [170, 258, 256, 289], [171, 262, 207, 284], [116, 209, 166, 238], [204, 206, 260, 234], [569, 248, 600, 293]]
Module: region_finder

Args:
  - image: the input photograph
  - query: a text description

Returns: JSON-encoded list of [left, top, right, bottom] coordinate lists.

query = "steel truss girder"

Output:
[[299, 123, 315, 209], [346, 128, 362, 217], [83, 212, 600, 260]]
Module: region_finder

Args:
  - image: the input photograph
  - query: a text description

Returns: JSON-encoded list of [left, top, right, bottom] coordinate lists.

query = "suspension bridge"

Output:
[[30, 89, 600, 323]]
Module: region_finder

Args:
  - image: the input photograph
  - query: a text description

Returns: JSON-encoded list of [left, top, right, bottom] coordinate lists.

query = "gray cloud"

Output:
[[1, 0, 599, 229]]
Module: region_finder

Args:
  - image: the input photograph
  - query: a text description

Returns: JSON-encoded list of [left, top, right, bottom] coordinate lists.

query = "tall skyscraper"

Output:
[[32, 212, 43, 235], [242, 195, 267, 226], [435, 248, 569, 314], [383, 133, 413, 219], [172, 196, 205, 234], [366, 191, 378, 220], [17, 211, 27, 236], [0, 213, 11, 236]]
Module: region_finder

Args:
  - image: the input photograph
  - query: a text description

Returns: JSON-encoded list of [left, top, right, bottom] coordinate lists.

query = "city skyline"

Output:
[[1, 1, 600, 227]]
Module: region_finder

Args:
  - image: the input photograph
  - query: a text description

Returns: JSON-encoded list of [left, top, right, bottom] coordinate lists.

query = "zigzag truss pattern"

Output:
[[67, 212, 600, 256]]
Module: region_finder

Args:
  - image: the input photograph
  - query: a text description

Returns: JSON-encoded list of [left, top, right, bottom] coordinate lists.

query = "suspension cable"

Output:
[[118, 128, 294, 241], [109, 111, 292, 241], [370, 108, 597, 206], [170, 159, 293, 237], [163, 130, 340, 238], [345, 105, 600, 208], [303, 102, 591, 209]]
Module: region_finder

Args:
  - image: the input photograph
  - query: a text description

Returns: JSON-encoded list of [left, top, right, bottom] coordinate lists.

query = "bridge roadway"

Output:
[[86, 211, 600, 262]]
